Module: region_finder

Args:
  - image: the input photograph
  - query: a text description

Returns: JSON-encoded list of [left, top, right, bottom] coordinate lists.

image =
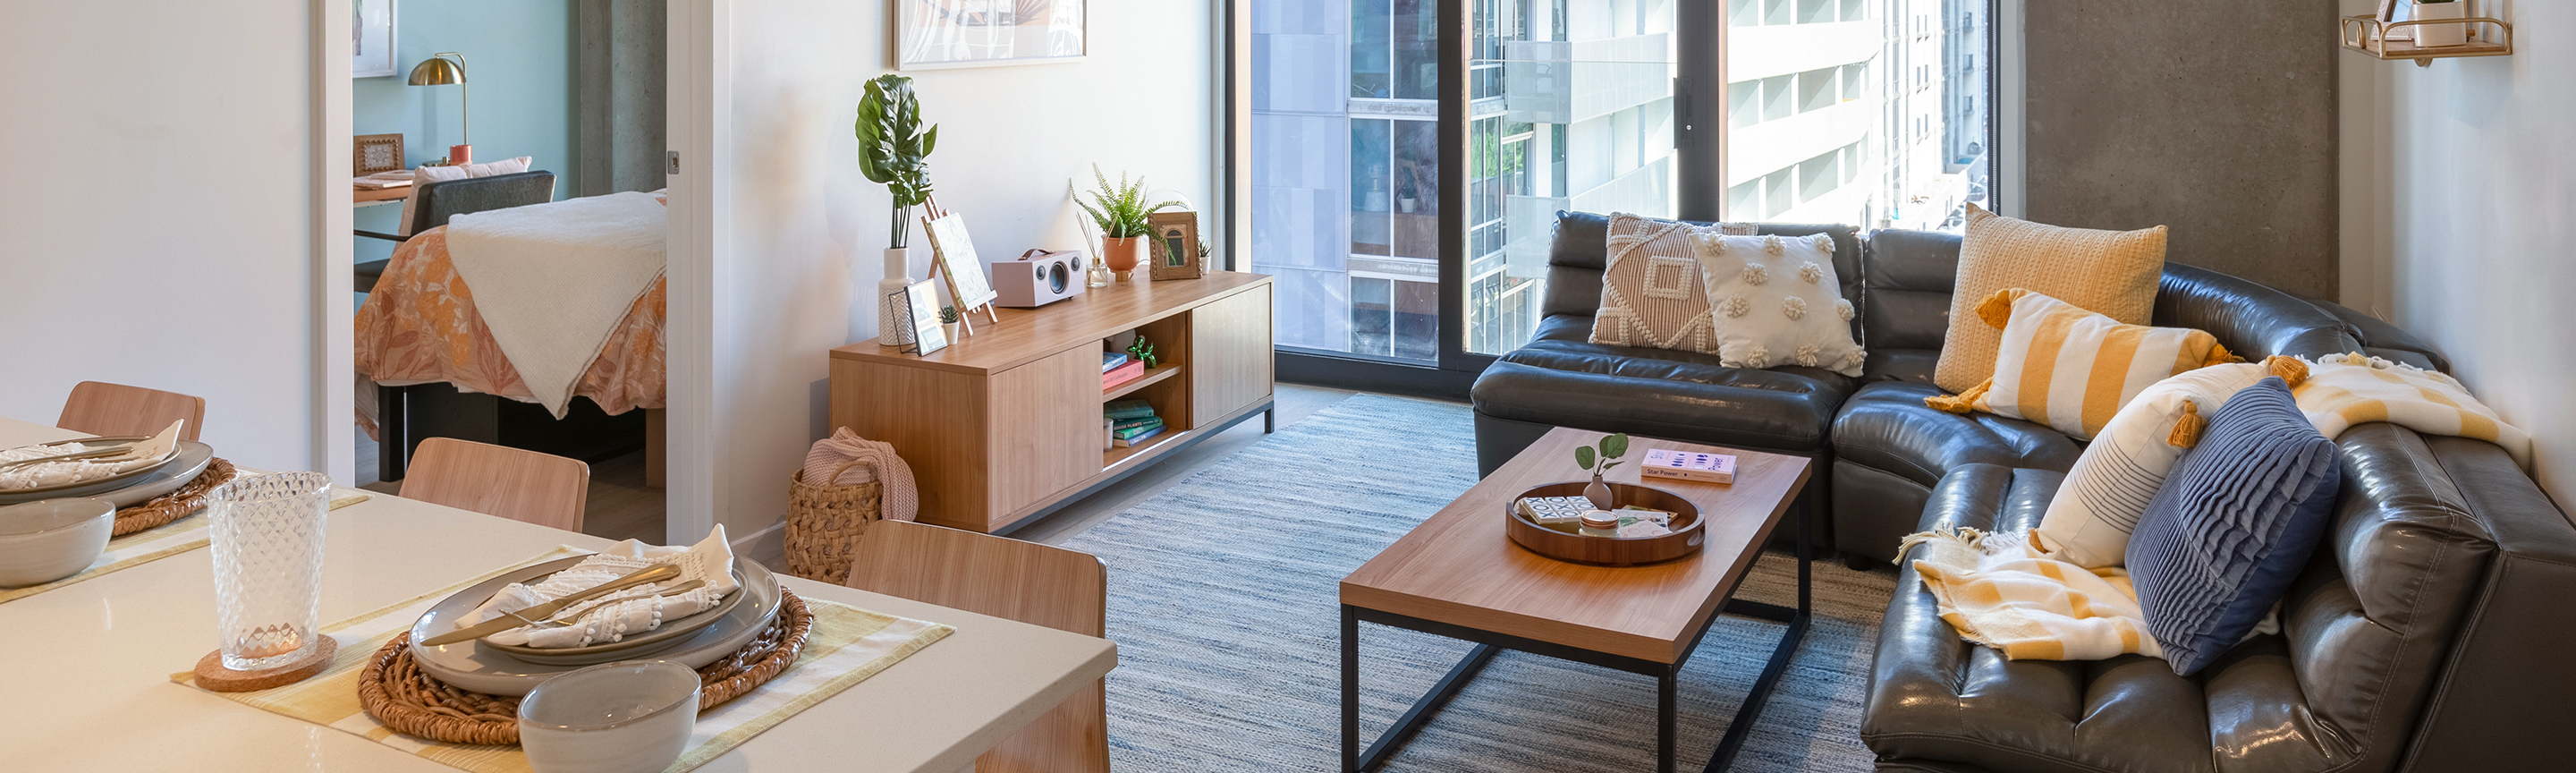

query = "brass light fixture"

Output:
[[408, 52, 471, 162]]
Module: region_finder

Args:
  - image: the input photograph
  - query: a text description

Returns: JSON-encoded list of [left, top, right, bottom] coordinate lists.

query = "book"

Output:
[[1514, 496, 1592, 524], [1101, 352, 1129, 372], [1112, 419, 1165, 440], [1111, 416, 1161, 431], [1111, 424, 1166, 447], [1104, 400, 1157, 420], [1103, 360, 1146, 389], [1640, 448, 1734, 484]]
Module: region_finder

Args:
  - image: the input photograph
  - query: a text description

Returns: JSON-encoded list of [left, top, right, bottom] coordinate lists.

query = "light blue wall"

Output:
[[354, 0, 576, 268]]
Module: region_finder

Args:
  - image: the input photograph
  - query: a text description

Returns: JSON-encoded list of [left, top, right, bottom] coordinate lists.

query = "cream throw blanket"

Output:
[[1908, 353, 2528, 661], [445, 191, 668, 417]]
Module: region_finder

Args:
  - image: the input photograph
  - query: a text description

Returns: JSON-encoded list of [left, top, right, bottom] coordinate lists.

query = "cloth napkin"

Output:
[[800, 428, 919, 522], [0, 420, 183, 490], [462, 525, 739, 648]]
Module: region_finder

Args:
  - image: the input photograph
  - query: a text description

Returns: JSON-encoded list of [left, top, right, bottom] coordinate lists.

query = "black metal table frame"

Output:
[[1341, 486, 1814, 773]]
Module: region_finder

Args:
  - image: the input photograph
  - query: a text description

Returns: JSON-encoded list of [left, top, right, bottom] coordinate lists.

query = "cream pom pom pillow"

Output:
[[1690, 233, 1864, 375]]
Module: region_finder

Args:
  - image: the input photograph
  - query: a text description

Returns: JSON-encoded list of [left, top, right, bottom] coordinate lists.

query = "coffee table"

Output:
[[1339, 428, 1814, 773]]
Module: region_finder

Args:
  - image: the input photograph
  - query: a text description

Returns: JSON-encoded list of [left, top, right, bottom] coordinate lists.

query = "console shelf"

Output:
[[1102, 363, 1182, 402]]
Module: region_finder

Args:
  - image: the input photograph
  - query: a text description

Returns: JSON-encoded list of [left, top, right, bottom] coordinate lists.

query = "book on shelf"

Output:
[[1111, 418, 1165, 439], [1101, 352, 1129, 373], [1103, 360, 1146, 389], [1111, 415, 1161, 431], [1104, 400, 1157, 420], [1640, 448, 1734, 484], [1111, 424, 1167, 448]]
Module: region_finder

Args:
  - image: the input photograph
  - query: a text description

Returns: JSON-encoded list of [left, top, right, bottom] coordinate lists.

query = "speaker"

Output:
[[991, 250, 1085, 308]]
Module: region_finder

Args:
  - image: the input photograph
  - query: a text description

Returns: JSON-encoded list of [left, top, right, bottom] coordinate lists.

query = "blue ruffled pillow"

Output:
[[2126, 376, 2340, 675]]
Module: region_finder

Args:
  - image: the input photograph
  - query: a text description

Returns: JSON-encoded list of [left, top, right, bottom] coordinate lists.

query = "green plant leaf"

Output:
[[1601, 433, 1629, 460], [1575, 446, 1595, 471]]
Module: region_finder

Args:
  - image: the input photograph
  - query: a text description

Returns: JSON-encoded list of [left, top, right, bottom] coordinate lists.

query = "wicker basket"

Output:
[[784, 460, 884, 584]]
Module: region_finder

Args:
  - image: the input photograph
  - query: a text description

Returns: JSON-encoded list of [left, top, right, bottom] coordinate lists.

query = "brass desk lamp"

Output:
[[408, 52, 471, 165]]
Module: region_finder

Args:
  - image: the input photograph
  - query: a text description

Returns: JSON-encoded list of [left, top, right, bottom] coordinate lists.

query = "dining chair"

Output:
[[354, 170, 557, 293], [847, 521, 1109, 773], [57, 381, 206, 442], [400, 437, 589, 532]]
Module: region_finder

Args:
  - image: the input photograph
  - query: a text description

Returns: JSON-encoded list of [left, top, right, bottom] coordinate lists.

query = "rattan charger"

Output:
[[112, 457, 235, 536], [356, 589, 815, 746]]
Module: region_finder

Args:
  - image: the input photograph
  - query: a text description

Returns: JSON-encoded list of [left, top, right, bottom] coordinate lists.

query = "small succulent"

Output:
[[1574, 433, 1631, 479], [938, 305, 958, 324]]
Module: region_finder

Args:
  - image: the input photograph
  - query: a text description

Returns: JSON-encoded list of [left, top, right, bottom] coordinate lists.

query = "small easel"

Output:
[[920, 196, 1001, 336]]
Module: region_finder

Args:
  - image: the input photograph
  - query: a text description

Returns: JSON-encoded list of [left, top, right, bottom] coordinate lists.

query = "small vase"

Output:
[[877, 247, 916, 346], [1585, 475, 1614, 511], [2412, 1, 2468, 47], [943, 321, 962, 341], [1103, 235, 1145, 280]]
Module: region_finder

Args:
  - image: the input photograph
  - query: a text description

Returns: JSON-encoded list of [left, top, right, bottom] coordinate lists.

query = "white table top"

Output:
[[0, 417, 1114, 772]]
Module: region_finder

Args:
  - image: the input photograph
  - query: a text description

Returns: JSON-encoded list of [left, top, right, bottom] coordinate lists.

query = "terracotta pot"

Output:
[[1102, 235, 1146, 276]]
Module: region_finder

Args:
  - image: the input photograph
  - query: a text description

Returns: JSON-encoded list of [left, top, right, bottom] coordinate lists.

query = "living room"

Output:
[[1, 1, 2569, 772]]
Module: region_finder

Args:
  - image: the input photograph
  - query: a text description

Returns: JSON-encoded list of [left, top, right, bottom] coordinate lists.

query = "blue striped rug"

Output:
[[1059, 395, 1892, 772]]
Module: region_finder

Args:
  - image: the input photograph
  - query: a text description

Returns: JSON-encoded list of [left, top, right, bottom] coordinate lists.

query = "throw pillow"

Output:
[[1933, 205, 2167, 394], [399, 156, 535, 237], [2126, 377, 2340, 676], [1589, 213, 1758, 353], [2033, 356, 2308, 568], [1929, 288, 2236, 441], [1690, 232, 1866, 375]]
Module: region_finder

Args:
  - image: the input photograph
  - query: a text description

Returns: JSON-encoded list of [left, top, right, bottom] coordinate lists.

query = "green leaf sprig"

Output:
[[855, 73, 939, 249], [1075, 164, 1184, 239], [1574, 433, 1631, 474]]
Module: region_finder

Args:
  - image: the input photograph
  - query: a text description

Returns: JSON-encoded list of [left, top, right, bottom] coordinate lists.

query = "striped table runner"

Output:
[[0, 488, 370, 605], [174, 548, 953, 773]]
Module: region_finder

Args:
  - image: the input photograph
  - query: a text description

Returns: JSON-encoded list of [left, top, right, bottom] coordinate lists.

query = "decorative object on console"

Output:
[[1685, 230, 1866, 376], [939, 305, 959, 343], [856, 73, 941, 345], [354, 133, 404, 175], [1640, 448, 1734, 484], [1148, 209, 1203, 281], [1077, 165, 1183, 282], [1587, 212, 1758, 353], [921, 206, 1000, 334], [1124, 333, 1158, 370], [1503, 480, 1706, 565], [352, 0, 398, 78], [886, 279, 946, 356], [407, 52, 474, 165], [1572, 432, 1630, 510], [991, 249, 1084, 308], [2411, 0, 2467, 47], [1925, 287, 2237, 441], [1934, 204, 2167, 394]]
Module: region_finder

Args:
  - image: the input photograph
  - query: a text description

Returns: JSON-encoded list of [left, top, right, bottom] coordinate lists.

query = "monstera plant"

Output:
[[855, 73, 939, 249]]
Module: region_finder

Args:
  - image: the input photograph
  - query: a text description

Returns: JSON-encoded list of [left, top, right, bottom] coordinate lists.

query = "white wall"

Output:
[[713, 1, 1216, 548], [2340, 0, 2576, 503], [0, 2, 335, 473]]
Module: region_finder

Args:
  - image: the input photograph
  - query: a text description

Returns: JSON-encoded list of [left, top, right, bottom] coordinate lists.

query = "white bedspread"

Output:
[[444, 191, 667, 417]]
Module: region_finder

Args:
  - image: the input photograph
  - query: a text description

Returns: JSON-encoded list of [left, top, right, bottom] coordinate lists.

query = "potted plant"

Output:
[[857, 73, 940, 344], [2411, 0, 2467, 47], [1574, 433, 1631, 510], [939, 305, 961, 342], [1076, 165, 1182, 281]]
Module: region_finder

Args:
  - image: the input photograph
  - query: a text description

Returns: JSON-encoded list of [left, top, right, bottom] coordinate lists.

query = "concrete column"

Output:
[[578, 0, 669, 197]]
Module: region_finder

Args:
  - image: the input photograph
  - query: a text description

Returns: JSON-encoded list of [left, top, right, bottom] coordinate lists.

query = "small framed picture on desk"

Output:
[[889, 279, 949, 355]]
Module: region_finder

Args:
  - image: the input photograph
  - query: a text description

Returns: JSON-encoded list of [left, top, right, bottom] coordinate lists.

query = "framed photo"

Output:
[[891, 279, 950, 355], [923, 212, 1000, 329], [354, 133, 405, 175], [1148, 210, 1202, 281], [898, 0, 1086, 71], [353, 0, 399, 78]]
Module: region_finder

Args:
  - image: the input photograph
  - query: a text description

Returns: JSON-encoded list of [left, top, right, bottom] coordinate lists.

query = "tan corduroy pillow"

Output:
[[1589, 213, 1758, 353], [1933, 205, 2168, 394]]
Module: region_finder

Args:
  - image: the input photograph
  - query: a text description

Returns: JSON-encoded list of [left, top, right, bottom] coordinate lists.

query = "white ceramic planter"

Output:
[[2413, 1, 2468, 47], [878, 247, 916, 345]]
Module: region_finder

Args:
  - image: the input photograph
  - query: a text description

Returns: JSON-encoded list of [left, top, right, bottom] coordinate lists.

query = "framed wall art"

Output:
[[353, 0, 399, 78], [1147, 209, 1202, 281], [898, 0, 1086, 71]]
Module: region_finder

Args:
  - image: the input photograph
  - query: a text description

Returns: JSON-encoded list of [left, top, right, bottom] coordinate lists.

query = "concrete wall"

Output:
[[2023, 0, 2341, 299], [2339, 0, 2574, 505], [0, 2, 326, 472]]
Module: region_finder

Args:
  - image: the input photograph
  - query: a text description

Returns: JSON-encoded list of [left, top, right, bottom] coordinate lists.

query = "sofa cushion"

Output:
[[1832, 382, 2083, 488], [1956, 288, 2235, 441], [2035, 362, 2277, 569], [1585, 213, 1757, 353], [1936, 206, 2168, 394], [1471, 315, 1854, 454]]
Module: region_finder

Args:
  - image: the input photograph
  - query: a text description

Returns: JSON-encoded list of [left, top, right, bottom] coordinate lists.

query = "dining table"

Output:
[[0, 415, 1116, 772]]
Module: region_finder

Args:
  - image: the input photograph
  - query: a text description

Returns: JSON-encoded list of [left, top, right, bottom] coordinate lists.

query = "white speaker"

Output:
[[991, 250, 1085, 308]]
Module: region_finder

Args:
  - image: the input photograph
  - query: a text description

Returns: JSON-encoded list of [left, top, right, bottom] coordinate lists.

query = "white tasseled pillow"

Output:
[[1690, 233, 1864, 375], [397, 156, 533, 237]]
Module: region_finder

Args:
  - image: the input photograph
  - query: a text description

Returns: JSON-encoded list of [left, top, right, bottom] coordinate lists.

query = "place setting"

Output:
[[0, 420, 242, 602]]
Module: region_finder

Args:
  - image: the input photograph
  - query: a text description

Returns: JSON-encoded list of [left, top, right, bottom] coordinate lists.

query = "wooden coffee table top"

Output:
[[1340, 429, 1810, 664]]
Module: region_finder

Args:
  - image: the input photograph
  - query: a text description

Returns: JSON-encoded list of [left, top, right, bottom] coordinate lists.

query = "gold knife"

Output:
[[419, 563, 684, 646]]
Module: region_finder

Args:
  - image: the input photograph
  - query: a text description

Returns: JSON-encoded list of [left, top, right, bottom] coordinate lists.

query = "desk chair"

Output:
[[58, 381, 206, 441], [399, 437, 589, 532], [354, 170, 556, 293], [847, 521, 1110, 773]]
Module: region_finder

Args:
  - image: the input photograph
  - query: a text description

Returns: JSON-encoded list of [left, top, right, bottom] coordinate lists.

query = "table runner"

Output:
[[0, 488, 369, 605], [175, 548, 954, 773]]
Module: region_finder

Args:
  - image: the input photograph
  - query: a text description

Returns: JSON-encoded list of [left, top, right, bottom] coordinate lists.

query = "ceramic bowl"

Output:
[[0, 498, 115, 587], [519, 660, 700, 773]]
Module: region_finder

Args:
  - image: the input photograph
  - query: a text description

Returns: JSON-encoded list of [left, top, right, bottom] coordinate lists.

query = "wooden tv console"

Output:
[[828, 272, 1275, 534]]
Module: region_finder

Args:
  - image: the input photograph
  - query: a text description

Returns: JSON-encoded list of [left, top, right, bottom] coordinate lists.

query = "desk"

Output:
[[0, 416, 1115, 772], [356, 185, 410, 207]]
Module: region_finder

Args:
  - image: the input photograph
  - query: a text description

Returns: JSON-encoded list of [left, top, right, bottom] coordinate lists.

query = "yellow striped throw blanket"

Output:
[[1907, 353, 2529, 660]]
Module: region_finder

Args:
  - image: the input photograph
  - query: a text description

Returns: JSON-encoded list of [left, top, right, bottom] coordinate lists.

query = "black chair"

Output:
[[354, 170, 556, 293]]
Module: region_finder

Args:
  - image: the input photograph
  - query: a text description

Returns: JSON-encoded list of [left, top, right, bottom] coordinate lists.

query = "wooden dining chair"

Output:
[[847, 521, 1109, 773], [57, 381, 206, 441], [400, 437, 589, 532]]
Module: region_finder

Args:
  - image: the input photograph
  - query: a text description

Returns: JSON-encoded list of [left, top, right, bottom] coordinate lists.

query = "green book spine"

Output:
[[1111, 417, 1162, 431], [1112, 420, 1165, 439]]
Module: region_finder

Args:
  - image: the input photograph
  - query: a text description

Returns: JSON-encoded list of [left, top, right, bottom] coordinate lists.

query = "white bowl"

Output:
[[519, 660, 700, 773], [0, 498, 114, 587]]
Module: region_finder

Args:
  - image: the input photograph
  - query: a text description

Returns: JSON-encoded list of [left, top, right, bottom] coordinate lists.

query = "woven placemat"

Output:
[[113, 458, 236, 536], [357, 589, 815, 746]]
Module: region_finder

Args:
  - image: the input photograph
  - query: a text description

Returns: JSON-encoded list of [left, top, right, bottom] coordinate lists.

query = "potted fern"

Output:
[[856, 73, 938, 344], [1076, 165, 1181, 281]]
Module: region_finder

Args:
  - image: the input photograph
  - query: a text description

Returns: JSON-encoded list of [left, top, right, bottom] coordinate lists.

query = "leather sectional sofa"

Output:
[[1470, 212, 2576, 770]]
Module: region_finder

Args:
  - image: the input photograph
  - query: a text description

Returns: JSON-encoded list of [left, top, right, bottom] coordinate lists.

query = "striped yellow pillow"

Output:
[[1927, 288, 2236, 440]]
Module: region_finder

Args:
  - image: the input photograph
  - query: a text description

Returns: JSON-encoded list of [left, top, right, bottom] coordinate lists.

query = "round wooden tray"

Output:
[[1504, 481, 1706, 566]]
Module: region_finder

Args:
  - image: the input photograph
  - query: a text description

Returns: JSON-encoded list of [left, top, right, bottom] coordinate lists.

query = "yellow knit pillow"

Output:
[[1928, 289, 2235, 441], [1933, 206, 2167, 394]]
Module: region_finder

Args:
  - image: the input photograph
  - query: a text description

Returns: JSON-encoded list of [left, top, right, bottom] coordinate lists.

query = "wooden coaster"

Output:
[[194, 636, 338, 692]]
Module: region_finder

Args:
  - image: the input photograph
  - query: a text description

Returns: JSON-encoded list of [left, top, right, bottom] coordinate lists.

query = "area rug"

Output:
[[1058, 394, 1895, 772]]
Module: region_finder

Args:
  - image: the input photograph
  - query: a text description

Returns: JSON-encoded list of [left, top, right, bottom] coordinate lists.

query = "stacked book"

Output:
[[1104, 399, 1165, 449], [1103, 351, 1145, 390]]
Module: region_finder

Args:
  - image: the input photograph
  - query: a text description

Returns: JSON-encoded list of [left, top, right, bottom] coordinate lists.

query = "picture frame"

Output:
[[353, 0, 399, 78], [891, 279, 950, 355], [897, 0, 1087, 71], [922, 211, 1001, 333], [1147, 210, 1202, 281], [354, 133, 405, 175]]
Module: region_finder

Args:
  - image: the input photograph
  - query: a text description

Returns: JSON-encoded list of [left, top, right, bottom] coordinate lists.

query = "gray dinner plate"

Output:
[[407, 556, 783, 696], [0, 437, 184, 504]]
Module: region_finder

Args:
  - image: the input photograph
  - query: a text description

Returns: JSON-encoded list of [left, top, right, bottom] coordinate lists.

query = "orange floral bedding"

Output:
[[354, 225, 665, 438]]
